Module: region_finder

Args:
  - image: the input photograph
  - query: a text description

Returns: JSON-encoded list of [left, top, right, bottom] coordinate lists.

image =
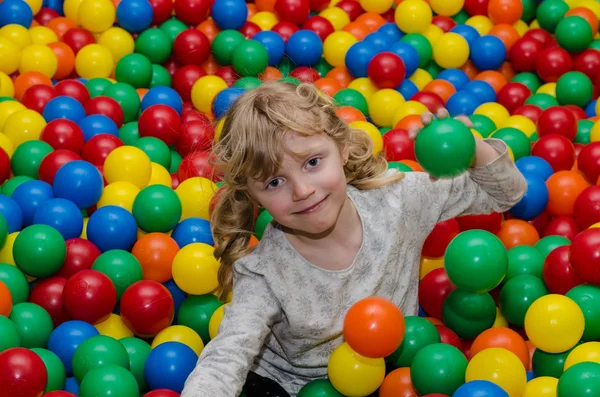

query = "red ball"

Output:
[[149, 0, 173, 25], [574, 186, 600, 229], [163, 55, 181, 77], [566, 105, 588, 121], [38, 149, 82, 185], [431, 16, 456, 32], [0, 148, 10, 185], [239, 21, 261, 39], [411, 91, 445, 113], [576, 141, 600, 184], [138, 104, 182, 147], [290, 66, 320, 83], [543, 245, 584, 294], [496, 82, 531, 114], [82, 134, 124, 166], [171, 172, 180, 190], [172, 65, 206, 102], [367, 52, 406, 89], [301, 16, 334, 42], [523, 28, 553, 47], [57, 238, 101, 278], [176, 120, 214, 156], [40, 119, 85, 154], [275, 0, 311, 25], [531, 134, 575, 172], [336, 0, 363, 21], [526, 210, 552, 236], [536, 47, 573, 83], [271, 21, 299, 42], [435, 325, 463, 350], [35, 7, 60, 25], [456, 212, 502, 234], [464, 0, 489, 15], [509, 38, 544, 72], [570, 228, 600, 285], [54, 80, 90, 105], [143, 390, 180, 397], [513, 104, 542, 124], [173, 29, 210, 66], [214, 65, 240, 87], [181, 108, 210, 125], [63, 28, 96, 54], [44, 392, 77, 397], [382, 129, 415, 162], [422, 218, 460, 257], [120, 280, 175, 337], [309, 0, 329, 11], [542, 216, 581, 241], [178, 151, 215, 181], [29, 276, 70, 327], [574, 49, 600, 82], [84, 96, 124, 127], [537, 106, 577, 141], [419, 268, 455, 320], [0, 348, 47, 397], [172, 0, 211, 25], [21, 84, 56, 114], [63, 269, 117, 324]]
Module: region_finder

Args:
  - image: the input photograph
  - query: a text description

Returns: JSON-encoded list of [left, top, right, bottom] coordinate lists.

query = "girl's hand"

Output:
[[407, 108, 474, 140]]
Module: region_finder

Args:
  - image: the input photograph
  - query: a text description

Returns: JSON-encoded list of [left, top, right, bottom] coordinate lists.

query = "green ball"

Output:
[[134, 136, 171, 170], [233, 76, 262, 91], [91, 250, 143, 300], [534, 235, 571, 260], [118, 122, 140, 146], [556, 71, 594, 108], [558, 361, 600, 397], [73, 335, 130, 383], [401, 33, 432, 68], [410, 343, 468, 396], [212, 30, 246, 66], [0, 315, 21, 352], [386, 316, 441, 369], [499, 275, 548, 327], [0, 213, 7, 249], [0, 97, 15, 103], [492, 127, 531, 160], [314, 58, 333, 77], [120, 337, 152, 392], [445, 230, 508, 293], [556, 16, 593, 53], [297, 379, 343, 397], [532, 343, 577, 378], [159, 18, 187, 43], [11, 140, 53, 179], [452, 9, 469, 24], [79, 364, 139, 397], [135, 28, 172, 64], [590, 39, 600, 51], [169, 148, 182, 174], [279, 76, 301, 85], [0, 263, 29, 303], [442, 288, 496, 339], [132, 184, 182, 233], [232, 40, 269, 77], [31, 348, 66, 392], [150, 64, 172, 88], [388, 162, 413, 172], [512, 72, 541, 94], [469, 114, 497, 138], [414, 118, 476, 178], [85, 78, 113, 98], [115, 53, 153, 89], [566, 285, 600, 342], [425, 61, 443, 79], [277, 57, 295, 76], [177, 294, 224, 344], [525, 93, 558, 110], [103, 82, 141, 123], [506, 245, 544, 281], [333, 88, 368, 115], [13, 224, 66, 278], [1, 175, 33, 196], [575, 119, 593, 145], [254, 210, 273, 240], [9, 302, 53, 348], [536, 0, 569, 33], [521, 0, 537, 22]]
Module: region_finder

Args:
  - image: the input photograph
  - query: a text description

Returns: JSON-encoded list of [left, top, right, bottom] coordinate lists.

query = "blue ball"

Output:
[[171, 217, 214, 248], [47, 320, 100, 375], [450, 25, 481, 48], [116, 0, 153, 33], [144, 342, 198, 393], [364, 32, 391, 52], [345, 41, 378, 78], [515, 156, 554, 181], [43, 0, 64, 14], [446, 91, 482, 117], [33, 198, 84, 240], [462, 80, 497, 104], [43, 96, 87, 123], [377, 22, 404, 43], [87, 205, 137, 252], [80, 114, 119, 142], [53, 160, 104, 209], [509, 175, 549, 220], [141, 86, 183, 114], [286, 30, 323, 67], [526, 370, 536, 381], [397, 79, 418, 100], [470, 35, 507, 71], [211, 0, 248, 30], [252, 31, 285, 66], [452, 380, 509, 397], [0, 194, 23, 233], [438, 68, 470, 90], [389, 41, 419, 77], [163, 279, 186, 317], [12, 180, 54, 227], [212, 87, 245, 119], [585, 99, 597, 117], [0, 0, 33, 28], [64, 377, 80, 395]]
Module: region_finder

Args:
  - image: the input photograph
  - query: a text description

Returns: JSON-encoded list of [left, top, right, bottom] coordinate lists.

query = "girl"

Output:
[[181, 82, 527, 397]]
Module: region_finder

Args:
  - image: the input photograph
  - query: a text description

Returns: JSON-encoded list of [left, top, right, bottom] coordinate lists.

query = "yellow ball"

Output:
[[419, 256, 443, 280], [97, 27, 134, 62], [524, 294, 585, 353], [94, 313, 134, 339], [409, 68, 433, 90], [359, 0, 393, 14], [104, 146, 152, 188], [471, 128, 484, 140], [319, 7, 351, 31], [3, 109, 46, 147], [429, 0, 465, 16], [75, 44, 114, 79], [78, 0, 116, 33], [191, 75, 228, 115], [81, 218, 88, 239], [537, 82, 556, 97], [209, 304, 228, 339], [249, 11, 279, 30], [172, 242, 220, 295], [175, 176, 218, 221], [422, 23, 444, 47], [214, 117, 225, 143], [513, 20, 529, 37], [466, 348, 526, 397], [0, 133, 14, 158], [367, 89, 405, 127], [328, 342, 386, 397], [152, 325, 205, 355], [466, 15, 494, 35], [492, 307, 509, 328], [29, 26, 58, 45], [565, 342, 600, 370], [24, 0, 42, 14], [395, 0, 433, 34], [433, 32, 470, 69], [580, 0, 600, 19], [392, 100, 429, 127], [590, 121, 600, 142], [0, 232, 17, 266], [0, 101, 25, 131], [19, 44, 58, 78], [148, 162, 172, 187], [0, 72, 14, 98], [347, 77, 378, 99], [323, 31, 357, 67], [0, 25, 31, 49], [529, 19, 540, 29], [349, 120, 383, 155], [474, 102, 510, 128], [97, 181, 140, 212], [0, 37, 21, 75], [522, 376, 558, 397], [590, 222, 600, 229], [501, 115, 537, 138]]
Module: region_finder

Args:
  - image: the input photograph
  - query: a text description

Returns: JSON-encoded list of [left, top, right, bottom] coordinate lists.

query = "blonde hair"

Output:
[[209, 81, 404, 301]]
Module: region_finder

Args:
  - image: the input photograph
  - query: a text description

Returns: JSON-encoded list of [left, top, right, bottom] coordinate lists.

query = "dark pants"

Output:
[[243, 372, 291, 397]]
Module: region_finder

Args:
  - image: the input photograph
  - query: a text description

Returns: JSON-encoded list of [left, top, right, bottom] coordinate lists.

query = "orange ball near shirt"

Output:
[[131, 233, 180, 283]]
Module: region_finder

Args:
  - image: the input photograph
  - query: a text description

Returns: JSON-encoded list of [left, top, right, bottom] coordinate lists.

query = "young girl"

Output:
[[180, 82, 527, 397]]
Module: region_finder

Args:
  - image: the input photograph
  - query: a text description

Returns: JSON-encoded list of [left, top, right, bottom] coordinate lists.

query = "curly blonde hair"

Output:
[[210, 81, 404, 301]]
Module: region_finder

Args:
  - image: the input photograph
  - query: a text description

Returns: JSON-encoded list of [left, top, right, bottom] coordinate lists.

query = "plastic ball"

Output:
[[87, 205, 137, 252], [103, 146, 151, 189], [323, 31, 357, 67], [0, 347, 47, 397], [132, 185, 181, 233], [191, 75, 228, 114], [52, 160, 103, 210], [509, 175, 549, 220], [556, 71, 593, 109], [433, 32, 469, 69], [9, 302, 54, 349], [3, 109, 47, 148], [63, 269, 116, 324], [91, 249, 142, 300], [466, 348, 526, 397], [172, 242, 219, 295], [72, 334, 129, 383], [0, 0, 34, 28], [557, 362, 600, 397], [387, 316, 441, 368], [410, 343, 467, 396], [93, 313, 134, 339], [522, 377, 558, 397], [566, 285, 600, 342], [454, 380, 509, 397], [79, 364, 139, 397], [138, 104, 182, 147], [395, 0, 432, 34], [47, 320, 100, 374], [443, 288, 496, 339], [144, 341, 197, 393], [116, 0, 153, 33], [120, 279, 174, 338], [78, 0, 116, 33], [367, 52, 406, 89], [328, 342, 385, 397], [545, 171, 589, 218], [11, 179, 54, 228], [75, 44, 114, 79], [32, 198, 83, 240], [470, 35, 507, 71], [556, 15, 593, 53]]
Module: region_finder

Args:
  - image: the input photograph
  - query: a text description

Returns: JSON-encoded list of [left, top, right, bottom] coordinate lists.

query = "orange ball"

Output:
[[260, 66, 283, 82], [496, 219, 540, 249], [460, 60, 480, 80], [379, 367, 418, 397], [0, 280, 12, 317], [474, 70, 508, 93], [566, 7, 599, 35], [489, 24, 521, 52], [48, 42, 75, 80], [255, 0, 276, 12], [546, 170, 590, 217], [314, 77, 342, 97], [137, 88, 148, 101], [470, 327, 530, 369], [399, 159, 423, 172], [423, 79, 456, 103], [488, 0, 524, 25], [355, 12, 387, 32], [326, 66, 354, 89], [343, 22, 371, 40], [526, 340, 535, 371], [497, 62, 516, 81], [14, 71, 52, 101], [336, 106, 366, 124], [47, 17, 77, 40], [131, 232, 180, 283], [425, 316, 444, 326], [201, 55, 219, 75], [394, 114, 423, 132], [197, 18, 220, 43]]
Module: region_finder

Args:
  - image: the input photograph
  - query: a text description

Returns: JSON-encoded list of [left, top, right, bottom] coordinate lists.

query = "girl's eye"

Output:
[[307, 158, 321, 168], [266, 178, 283, 190]]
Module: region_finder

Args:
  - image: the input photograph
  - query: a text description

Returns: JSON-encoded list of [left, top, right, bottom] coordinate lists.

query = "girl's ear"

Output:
[[341, 144, 349, 165]]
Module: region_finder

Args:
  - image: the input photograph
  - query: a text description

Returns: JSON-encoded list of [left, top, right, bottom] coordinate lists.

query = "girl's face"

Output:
[[247, 133, 349, 237]]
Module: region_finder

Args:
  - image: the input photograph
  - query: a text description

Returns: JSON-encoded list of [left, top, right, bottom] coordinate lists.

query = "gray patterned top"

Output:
[[181, 138, 527, 397]]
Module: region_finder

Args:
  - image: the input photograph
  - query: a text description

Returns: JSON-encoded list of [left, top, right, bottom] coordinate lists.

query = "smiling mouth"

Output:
[[294, 195, 329, 215]]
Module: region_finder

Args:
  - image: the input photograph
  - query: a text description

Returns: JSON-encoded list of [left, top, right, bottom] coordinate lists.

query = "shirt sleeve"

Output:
[[180, 258, 281, 397]]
